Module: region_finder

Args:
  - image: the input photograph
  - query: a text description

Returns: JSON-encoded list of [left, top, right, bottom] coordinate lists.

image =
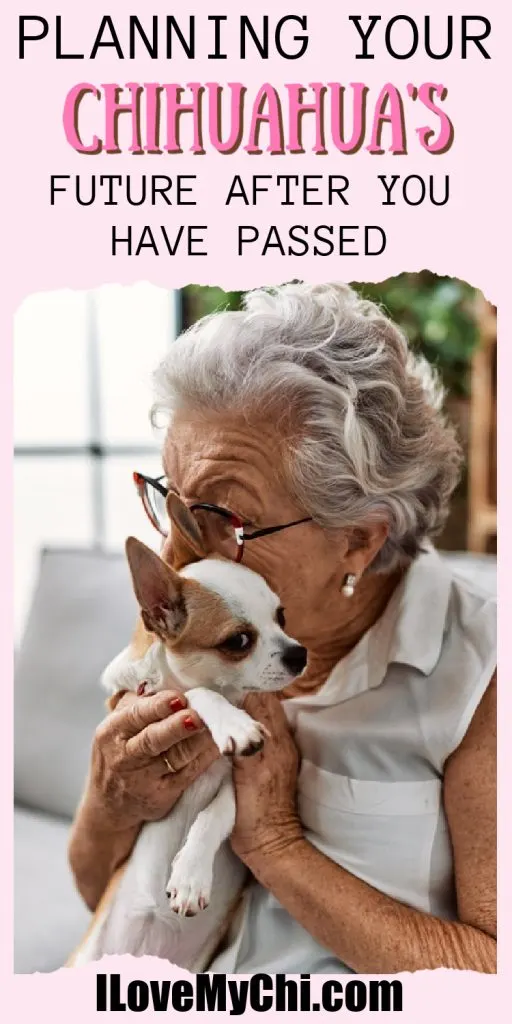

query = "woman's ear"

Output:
[[343, 521, 389, 575], [166, 491, 207, 568]]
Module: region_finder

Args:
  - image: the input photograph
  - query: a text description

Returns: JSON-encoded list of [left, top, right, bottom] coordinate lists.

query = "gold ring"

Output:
[[162, 754, 177, 774]]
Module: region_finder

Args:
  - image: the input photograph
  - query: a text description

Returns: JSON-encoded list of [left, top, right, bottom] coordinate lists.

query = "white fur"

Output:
[[175, 558, 301, 697], [101, 640, 169, 695], [76, 559, 305, 970]]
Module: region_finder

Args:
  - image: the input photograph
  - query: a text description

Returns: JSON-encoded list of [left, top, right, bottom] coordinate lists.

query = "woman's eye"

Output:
[[218, 631, 254, 653], [276, 607, 286, 629]]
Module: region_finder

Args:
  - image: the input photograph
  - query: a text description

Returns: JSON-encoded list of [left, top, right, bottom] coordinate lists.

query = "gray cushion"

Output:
[[14, 548, 137, 819], [14, 805, 91, 973]]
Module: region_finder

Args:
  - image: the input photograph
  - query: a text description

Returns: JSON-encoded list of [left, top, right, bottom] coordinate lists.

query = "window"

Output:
[[14, 284, 181, 641]]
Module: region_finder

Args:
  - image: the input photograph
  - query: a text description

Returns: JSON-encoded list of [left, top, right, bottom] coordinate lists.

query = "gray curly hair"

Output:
[[153, 282, 462, 572]]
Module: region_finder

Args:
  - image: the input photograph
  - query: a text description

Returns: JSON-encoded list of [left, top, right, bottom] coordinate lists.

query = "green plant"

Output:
[[182, 286, 243, 325], [356, 273, 478, 396]]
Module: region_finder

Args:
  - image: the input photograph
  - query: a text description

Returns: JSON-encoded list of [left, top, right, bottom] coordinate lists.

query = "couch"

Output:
[[13, 546, 497, 973]]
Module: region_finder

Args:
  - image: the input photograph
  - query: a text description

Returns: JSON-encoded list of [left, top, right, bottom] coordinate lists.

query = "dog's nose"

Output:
[[281, 644, 307, 675]]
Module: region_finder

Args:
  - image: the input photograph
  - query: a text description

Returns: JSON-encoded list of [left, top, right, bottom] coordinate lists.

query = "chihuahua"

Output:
[[72, 493, 307, 970]]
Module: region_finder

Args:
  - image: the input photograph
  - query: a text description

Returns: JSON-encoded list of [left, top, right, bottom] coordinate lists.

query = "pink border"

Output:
[[3, 0, 509, 1018]]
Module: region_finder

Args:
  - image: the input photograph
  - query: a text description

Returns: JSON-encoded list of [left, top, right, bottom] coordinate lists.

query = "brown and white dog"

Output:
[[73, 494, 306, 970]]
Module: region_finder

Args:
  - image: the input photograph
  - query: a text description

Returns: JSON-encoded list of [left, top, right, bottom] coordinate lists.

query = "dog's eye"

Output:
[[218, 631, 254, 654], [276, 607, 286, 629]]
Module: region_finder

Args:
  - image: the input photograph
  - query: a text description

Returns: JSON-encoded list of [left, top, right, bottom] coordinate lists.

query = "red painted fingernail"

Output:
[[137, 682, 147, 696], [183, 716, 197, 731], [169, 697, 186, 714]]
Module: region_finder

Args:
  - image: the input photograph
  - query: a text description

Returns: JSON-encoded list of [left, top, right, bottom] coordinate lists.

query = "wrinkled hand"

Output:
[[230, 693, 303, 871], [86, 689, 219, 831]]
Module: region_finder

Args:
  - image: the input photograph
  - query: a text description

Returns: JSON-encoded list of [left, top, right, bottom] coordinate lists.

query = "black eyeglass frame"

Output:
[[133, 471, 312, 563]]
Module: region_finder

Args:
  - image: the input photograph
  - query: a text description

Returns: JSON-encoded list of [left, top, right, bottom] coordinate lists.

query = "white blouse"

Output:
[[209, 545, 497, 974]]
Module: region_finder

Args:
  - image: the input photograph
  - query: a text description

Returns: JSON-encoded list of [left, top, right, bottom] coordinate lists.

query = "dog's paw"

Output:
[[167, 882, 210, 917], [166, 855, 212, 917], [211, 709, 270, 757]]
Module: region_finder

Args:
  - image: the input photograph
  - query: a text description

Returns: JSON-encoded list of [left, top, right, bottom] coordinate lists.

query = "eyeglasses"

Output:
[[133, 471, 312, 563]]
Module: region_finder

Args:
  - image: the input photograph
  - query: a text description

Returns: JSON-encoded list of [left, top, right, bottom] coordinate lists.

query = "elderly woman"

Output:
[[69, 282, 496, 974]]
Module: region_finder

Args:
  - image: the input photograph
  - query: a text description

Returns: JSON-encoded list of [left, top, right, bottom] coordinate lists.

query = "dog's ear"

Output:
[[167, 491, 207, 569], [125, 537, 188, 640]]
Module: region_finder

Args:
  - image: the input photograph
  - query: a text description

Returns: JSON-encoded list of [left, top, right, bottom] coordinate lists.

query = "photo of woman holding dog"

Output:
[[62, 282, 496, 974], [14, 279, 496, 976]]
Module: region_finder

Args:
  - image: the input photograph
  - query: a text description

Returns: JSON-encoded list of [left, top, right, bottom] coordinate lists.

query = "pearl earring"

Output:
[[341, 573, 357, 597]]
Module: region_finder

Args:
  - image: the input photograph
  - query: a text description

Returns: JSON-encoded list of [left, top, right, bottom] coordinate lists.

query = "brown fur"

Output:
[[122, 489, 242, 670], [128, 563, 254, 667], [171, 583, 251, 656]]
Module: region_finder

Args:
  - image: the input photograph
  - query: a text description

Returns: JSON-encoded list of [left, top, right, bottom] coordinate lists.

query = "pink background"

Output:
[[2, 0, 509, 1018]]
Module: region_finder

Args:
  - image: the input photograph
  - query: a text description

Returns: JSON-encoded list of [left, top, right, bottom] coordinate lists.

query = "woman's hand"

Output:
[[69, 688, 219, 909], [226, 679, 497, 975], [230, 693, 303, 871], [86, 688, 220, 831]]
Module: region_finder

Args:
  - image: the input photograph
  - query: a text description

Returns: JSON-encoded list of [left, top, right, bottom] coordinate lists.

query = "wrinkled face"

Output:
[[167, 558, 307, 695], [162, 409, 345, 648]]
